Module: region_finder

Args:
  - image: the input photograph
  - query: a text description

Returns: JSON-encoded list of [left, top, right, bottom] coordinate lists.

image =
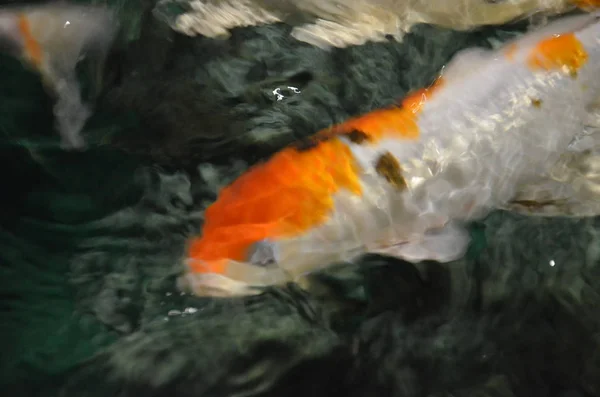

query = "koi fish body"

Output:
[[0, 3, 119, 149], [183, 12, 600, 297]]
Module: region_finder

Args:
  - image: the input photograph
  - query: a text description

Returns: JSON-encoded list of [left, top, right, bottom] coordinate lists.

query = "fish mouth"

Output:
[[178, 272, 266, 298], [180, 259, 292, 298]]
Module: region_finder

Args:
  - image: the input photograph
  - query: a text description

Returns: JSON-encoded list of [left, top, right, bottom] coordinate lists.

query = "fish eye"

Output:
[[247, 240, 278, 267]]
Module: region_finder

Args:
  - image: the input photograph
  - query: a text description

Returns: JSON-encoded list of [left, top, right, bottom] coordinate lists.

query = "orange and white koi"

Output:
[[0, 3, 119, 149], [182, 12, 600, 297], [158, 0, 600, 49]]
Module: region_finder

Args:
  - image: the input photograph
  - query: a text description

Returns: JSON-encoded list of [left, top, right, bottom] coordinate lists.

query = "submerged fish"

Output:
[[0, 3, 119, 149], [182, 12, 600, 297], [155, 0, 600, 49]]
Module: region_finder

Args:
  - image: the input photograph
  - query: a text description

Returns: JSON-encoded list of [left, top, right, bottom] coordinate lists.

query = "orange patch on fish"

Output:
[[527, 33, 588, 73], [504, 43, 518, 61], [325, 77, 445, 141], [188, 137, 362, 272], [571, 0, 600, 9], [17, 14, 43, 68]]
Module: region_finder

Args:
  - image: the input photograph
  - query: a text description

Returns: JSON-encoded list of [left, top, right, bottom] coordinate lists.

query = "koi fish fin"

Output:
[[0, 4, 119, 149], [367, 222, 471, 263]]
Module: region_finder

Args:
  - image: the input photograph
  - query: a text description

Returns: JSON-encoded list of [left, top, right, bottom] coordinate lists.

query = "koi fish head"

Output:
[[183, 135, 367, 297], [182, 228, 291, 297]]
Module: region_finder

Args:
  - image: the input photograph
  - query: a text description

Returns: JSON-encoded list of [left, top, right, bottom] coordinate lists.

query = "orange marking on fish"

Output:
[[325, 77, 445, 141], [17, 14, 43, 68], [571, 0, 600, 9], [188, 137, 362, 273], [504, 43, 518, 61], [527, 33, 588, 73]]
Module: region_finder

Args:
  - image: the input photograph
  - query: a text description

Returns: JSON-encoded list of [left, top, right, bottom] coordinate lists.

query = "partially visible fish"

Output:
[[0, 3, 119, 149], [155, 0, 600, 49], [181, 12, 600, 297]]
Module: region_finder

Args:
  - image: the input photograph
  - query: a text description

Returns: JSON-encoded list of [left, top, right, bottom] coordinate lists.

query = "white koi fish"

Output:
[[0, 3, 119, 149], [155, 0, 600, 49], [181, 12, 600, 297]]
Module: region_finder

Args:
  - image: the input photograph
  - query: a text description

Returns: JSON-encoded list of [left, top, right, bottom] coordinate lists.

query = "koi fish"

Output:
[[0, 3, 119, 149], [155, 0, 600, 49], [181, 12, 600, 297]]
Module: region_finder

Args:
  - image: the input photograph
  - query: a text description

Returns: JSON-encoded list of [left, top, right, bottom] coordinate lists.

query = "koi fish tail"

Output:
[[0, 4, 119, 149]]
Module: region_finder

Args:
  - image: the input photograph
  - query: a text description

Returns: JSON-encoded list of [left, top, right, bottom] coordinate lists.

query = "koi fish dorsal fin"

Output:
[[0, 4, 119, 149]]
